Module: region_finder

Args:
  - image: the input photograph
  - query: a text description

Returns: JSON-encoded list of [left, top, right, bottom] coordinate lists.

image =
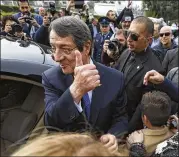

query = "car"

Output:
[[0, 36, 57, 155]]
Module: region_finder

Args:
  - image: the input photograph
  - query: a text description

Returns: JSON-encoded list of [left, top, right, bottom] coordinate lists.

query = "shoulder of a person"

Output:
[[13, 12, 20, 18], [43, 66, 61, 78], [96, 62, 124, 78]]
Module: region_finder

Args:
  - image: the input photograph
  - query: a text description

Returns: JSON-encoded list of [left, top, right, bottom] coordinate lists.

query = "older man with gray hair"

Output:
[[42, 16, 128, 153]]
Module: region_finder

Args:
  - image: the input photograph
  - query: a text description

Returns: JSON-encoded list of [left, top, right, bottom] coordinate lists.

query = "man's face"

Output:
[[19, 1, 30, 14], [159, 27, 172, 46], [115, 33, 127, 47], [39, 9, 45, 17], [108, 11, 116, 21], [153, 23, 159, 38], [49, 30, 89, 74], [92, 19, 98, 26], [127, 22, 150, 53], [121, 21, 131, 30], [100, 24, 110, 34]]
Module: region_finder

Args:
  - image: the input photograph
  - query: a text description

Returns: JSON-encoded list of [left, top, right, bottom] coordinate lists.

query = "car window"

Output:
[[0, 79, 32, 110]]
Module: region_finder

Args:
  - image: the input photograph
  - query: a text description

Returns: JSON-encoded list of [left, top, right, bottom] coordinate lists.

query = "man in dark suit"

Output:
[[93, 17, 113, 63], [162, 48, 178, 74], [42, 16, 128, 152], [88, 18, 100, 40], [115, 16, 164, 127]]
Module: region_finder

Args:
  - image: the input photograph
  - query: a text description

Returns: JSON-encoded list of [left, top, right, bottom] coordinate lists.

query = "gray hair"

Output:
[[49, 16, 92, 52]]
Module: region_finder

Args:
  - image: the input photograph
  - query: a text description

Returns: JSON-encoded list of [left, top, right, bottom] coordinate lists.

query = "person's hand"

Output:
[[143, 70, 164, 86], [127, 0, 132, 8], [18, 16, 26, 25], [100, 134, 118, 153], [30, 18, 40, 27], [103, 40, 109, 53], [168, 115, 178, 133], [127, 130, 144, 146], [43, 16, 50, 26], [70, 50, 100, 104]]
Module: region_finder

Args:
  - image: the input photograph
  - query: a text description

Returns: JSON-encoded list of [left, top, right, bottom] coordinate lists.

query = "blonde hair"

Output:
[[11, 133, 119, 156]]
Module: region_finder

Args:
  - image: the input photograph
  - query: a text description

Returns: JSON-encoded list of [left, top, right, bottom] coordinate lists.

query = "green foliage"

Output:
[[0, 5, 34, 15], [0, 5, 19, 13], [142, 0, 179, 22]]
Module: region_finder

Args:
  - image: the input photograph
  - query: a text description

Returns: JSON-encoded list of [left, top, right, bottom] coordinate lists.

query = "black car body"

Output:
[[0, 36, 57, 155]]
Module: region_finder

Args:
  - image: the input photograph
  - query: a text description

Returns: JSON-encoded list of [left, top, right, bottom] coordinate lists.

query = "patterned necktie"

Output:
[[82, 93, 91, 120]]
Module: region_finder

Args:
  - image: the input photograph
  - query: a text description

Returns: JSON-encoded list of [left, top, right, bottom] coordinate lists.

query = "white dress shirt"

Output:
[[74, 59, 93, 112]]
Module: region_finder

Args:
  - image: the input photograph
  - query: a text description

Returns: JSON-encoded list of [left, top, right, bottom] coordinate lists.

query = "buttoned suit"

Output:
[[42, 61, 128, 136], [93, 32, 113, 63], [115, 47, 164, 121]]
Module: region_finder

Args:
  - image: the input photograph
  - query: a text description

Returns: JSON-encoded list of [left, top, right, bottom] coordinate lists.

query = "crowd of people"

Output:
[[0, 0, 178, 156]]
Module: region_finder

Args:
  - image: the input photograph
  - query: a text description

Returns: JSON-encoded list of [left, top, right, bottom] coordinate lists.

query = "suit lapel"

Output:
[[89, 62, 105, 125], [119, 49, 131, 71], [125, 59, 144, 85], [125, 47, 151, 85]]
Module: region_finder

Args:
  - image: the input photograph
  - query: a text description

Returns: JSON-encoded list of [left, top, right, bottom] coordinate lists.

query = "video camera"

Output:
[[48, 2, 56, 16], [8, 23, 23, 36], [19, 11, 34, 24], [108, 38, 122, 54]]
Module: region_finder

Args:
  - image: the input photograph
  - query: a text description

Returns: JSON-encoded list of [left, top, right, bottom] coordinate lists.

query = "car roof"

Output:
[[1, 37, 58, 82], [1, 37, 46, 64]]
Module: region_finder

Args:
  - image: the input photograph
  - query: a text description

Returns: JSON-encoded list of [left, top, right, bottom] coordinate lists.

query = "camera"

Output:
[[108, 38, 122, 53], [9, 24, 23, 36], [22, 11, 34, 23], [169, 119, 178, 129], [48, 2, 57, 16]]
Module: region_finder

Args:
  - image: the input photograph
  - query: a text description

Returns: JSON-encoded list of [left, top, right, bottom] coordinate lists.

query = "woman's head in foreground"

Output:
[[11, 133, 119, 156]]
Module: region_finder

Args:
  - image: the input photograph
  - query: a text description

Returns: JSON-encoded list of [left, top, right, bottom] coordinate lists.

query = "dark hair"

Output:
[[49, 16, 92, 53], [132, 16, 154, 36], [17, 0, 29, 6], [2, 15, 19, 30], [106, 10, 114, 17], [141, 91, 171, 127]]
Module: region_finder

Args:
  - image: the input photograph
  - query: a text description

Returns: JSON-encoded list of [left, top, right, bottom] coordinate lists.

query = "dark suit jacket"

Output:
[[88, 24, 100, 40], [115, 47, 164, 120], [42, 62, 128, 137], [162, 48, 178, 74]]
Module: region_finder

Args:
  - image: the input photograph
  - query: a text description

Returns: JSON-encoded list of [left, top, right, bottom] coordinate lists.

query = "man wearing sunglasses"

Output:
[[93, 17, 113, 63], [152, 26, 178, 62], [13, 0, 43, 38], [115, 16, 164, 130]]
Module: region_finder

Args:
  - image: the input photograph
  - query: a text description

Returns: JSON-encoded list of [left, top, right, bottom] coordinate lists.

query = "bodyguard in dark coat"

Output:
[[162, 48, 178, 74], [93, 17, 113, 63], [115, 16, 164, 127]]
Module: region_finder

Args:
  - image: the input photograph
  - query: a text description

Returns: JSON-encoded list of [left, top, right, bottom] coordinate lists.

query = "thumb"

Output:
[[100, 136, 109, 144], [75, 50, 83, 67]]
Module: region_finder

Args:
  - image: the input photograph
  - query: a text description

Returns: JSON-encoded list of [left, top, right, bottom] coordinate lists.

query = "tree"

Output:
[[142, 0, 178, 23]]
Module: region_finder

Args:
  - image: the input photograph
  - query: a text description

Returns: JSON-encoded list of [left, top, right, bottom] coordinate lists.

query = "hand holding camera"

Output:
[[103, 40, 109, 53], [168, 115, 178, 133]]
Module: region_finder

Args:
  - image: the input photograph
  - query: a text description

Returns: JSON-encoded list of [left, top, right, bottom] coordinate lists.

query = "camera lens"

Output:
[[108, 42, 116, 51]]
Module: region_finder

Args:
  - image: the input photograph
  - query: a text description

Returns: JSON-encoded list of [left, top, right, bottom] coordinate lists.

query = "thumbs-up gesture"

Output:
[[69, 50, 100, 104]]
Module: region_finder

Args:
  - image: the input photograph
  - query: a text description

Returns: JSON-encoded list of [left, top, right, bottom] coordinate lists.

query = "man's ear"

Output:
[[142, 114, 148, 124], [83, 40, 91, 55]]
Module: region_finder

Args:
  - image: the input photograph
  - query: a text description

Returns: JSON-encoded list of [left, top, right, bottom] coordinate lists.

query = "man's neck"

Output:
[[148, 125, 165, 130], [163, 42, 172, 48]]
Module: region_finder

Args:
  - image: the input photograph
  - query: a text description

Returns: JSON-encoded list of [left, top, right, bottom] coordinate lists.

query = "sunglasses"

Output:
[[127, 31, 140, 41], [159, 32, 170, 37]]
